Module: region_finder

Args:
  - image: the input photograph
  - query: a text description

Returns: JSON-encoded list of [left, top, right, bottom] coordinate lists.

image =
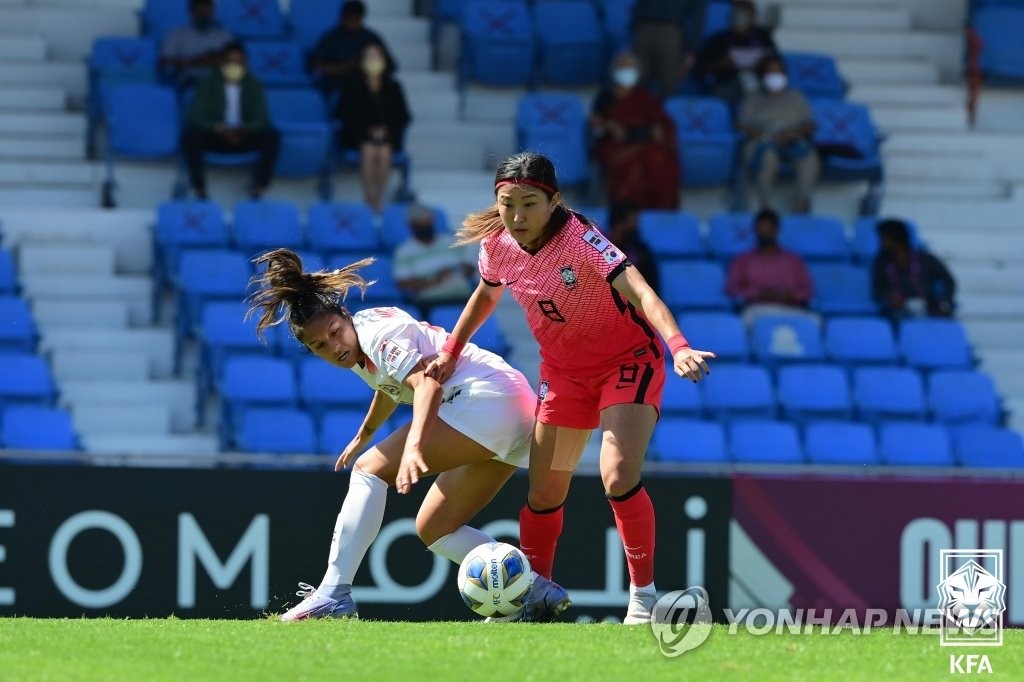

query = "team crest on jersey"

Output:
[[538, 381, 549, 401], [559, 266, 578, 289], [379, 383, 401, 397]]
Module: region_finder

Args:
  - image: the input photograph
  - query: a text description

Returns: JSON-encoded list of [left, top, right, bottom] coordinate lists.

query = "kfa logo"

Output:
[[559, 266, 578, 290], [938, 549, 1005, 674]]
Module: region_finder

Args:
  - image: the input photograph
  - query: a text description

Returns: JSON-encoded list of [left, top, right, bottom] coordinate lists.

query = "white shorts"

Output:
[[437, 366, 536, 469]]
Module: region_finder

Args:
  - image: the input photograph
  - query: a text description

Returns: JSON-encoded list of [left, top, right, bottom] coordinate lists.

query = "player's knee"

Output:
[[602, 471, 640, 498], [415, 511, 454, 547], [527, 481, 569, 511]]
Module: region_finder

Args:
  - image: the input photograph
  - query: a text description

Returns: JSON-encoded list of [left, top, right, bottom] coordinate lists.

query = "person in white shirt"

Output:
[[393, 204, 475, 316], [246, 248, 571, 623]]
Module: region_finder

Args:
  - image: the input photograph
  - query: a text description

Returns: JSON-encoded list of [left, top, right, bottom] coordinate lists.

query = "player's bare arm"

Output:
[[424, 279, 505, 383], [335, 390, 398, 471], [395, 360, 445, 494]]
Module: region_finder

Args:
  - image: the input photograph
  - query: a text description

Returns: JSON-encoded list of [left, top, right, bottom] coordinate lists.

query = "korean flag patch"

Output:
[[602, 247, 624, 265]]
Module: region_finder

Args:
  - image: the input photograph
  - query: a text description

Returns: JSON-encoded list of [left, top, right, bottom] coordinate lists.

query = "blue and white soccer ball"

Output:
[[457, 542, 534, 618]]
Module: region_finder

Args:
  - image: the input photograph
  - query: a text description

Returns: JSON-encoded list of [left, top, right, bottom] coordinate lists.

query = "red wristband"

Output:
[[666, 334, 690, 355], [441, 336, 466, 358]]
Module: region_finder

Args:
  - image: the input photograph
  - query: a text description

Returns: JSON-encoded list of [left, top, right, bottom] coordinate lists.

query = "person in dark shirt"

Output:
[[872, 218, 956, 322], [631, 0, 706, 98], [695, 0, 778, 107], [607, 202, 660, 294], [309, 0, 397, 98], [335, 43, 411, 213]]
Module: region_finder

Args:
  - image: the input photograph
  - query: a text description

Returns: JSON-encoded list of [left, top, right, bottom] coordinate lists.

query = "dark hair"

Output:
[[222, 41, 246, 58], [190, 0, 213, 9], [754, 208, 780, 228], [245, 248, 374, 344], [342, 1, 366, 18], [609, 201, 639, 230], [877, 218, 911, 249], [756, 54, 785, 78]]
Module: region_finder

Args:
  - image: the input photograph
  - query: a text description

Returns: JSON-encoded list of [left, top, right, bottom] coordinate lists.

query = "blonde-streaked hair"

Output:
[[245, 248, 375, 343]]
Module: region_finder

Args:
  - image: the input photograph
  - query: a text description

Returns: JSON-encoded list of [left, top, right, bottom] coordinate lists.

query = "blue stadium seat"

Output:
[[811, 100, 884, 211], [703, 364, 775, 420], [928, 370, 1001, 425], [899, 319, 973, 370], [378, 204, 449, 249], [87, 37, 158, 156], [197, 301, 266, 393], [307, 201, 380, 255], [779, 214, 849, 261], [0, 355, 56, 407], [600, 0, 636, 52], [0, 296, 37, 353], [460, 1, 536, 86], [659, 261, 729, 310], [247, 41, 311, 87], [784, 52, 846, 100], [299, 356, 375, 420], [574, 206, 609, 231], [219, 356, 298, 448], [851, 216, 922, 262], [729, 421, 803, 464], [140, 0, 191, 43], [428, 303, 508, 356], [660, 370, 703, 416], [535, 2, 605, 86], [676, 312, 749, 362], [636, 211, 703, 259], [664, 97, 737, 186], [1, 406, 77, 451], [809, 263, 876, 315], [777, 364, 852, 422], [653, 418, 727, 463], [0, 249, 16, 294], [176, 250, 252, 341], [953, 425, 1024, 468], [265, 88, 333, 177], [233, 199, 304, 254], [216, 0, 288, 38], [328, 254, 402, 302], [320, 408, 373, 455], [824, 317, 899, 366], [751, 315, 824, 365], [238, 408, 316, 454], [878, 422, 953, 467], [516, 94, 589, 186], [853, 367, 926, 423], [974, 7, 1024, 80], [707, 213, 755, 261], [155, 200, 229, 282], [289, 0, 345, 50], [804, 421, 879, 465], [701, 0, 732, 40]]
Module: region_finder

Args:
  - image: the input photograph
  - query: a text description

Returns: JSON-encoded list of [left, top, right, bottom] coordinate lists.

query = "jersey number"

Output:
[[538, 299, 566, 323]]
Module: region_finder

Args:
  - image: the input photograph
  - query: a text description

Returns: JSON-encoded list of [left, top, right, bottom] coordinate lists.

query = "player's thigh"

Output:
[[354, 419, 498, 485], [598, 402, 658, 496], [527, 421, 590, 510], [416, 459, 517, 544]]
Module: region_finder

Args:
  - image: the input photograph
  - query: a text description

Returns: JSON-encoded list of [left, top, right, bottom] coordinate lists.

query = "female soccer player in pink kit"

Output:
[[426, 152, 715, 624]]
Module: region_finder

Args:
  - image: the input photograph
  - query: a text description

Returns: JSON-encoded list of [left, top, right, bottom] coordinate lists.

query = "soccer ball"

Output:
[[457, 542, 534, 618]]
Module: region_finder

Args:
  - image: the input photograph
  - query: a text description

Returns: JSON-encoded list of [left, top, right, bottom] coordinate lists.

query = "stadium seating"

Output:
[[1, 406, 78, 451], [784, 52, 846, 100], [701, 0, 732, 40], [246, 41, 311, 88], [0, 249, 16, 294], [653, 418, 727, 463], [197, 301, 266, 394], [851, 216, 922, 262], [779, 214, 850, 261], [307, 201, 380, 255], [427, 304, 508, 356], [289, 0, 345, 50], [233, 199, 304, 254], [264, 88, 334, 178], [776, 364, 852, 422], [809, 264, 876, 315], [320, 408, 372, 456], [87, 37, 158, 156], [176, 249, 252, 346], [811, 100, 885, 214], [601, 0, 635, 52], [972, 6, 1024, 79], [660, 372, 703, 416], [878, 422, 953, 466], [703, 364, 775, 420], [515, 94, 589, 187], [804, 421, 879, 465], [729, 421, 804, 464], [659, 261, 729, 310], [534, 3, 606, 86], [824, 317, 899, 366], [215, 0, 288, 39], [378, 204, 449, 249], [707, 213, 755, 261], [928, 370, 1002, 425], [460, 2, 536, 87], [219, 356, 298, 448], [328, 254, 402, 303], [0, 355, 57, 407], [751, 315, 825, 365], [299, 357, 375, 421], [664, 97, 738, 187], [953, 425, 1024, 468], [853, 367, 927, 423], [155, 200, 230, 284], [677, 312, 749, 362], [637, 211, 704, 259], [0, 297, 37, 353], [140, 0, 190, 43], [899, 319, 973, 370], [238, 408, 316, 454]]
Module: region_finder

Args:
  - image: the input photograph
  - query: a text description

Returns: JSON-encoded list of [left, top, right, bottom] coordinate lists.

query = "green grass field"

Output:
[[1, 619, 1020, 681]]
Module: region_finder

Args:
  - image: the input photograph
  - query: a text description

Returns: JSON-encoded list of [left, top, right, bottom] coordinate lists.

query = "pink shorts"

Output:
[[535, 358, 666, 430]]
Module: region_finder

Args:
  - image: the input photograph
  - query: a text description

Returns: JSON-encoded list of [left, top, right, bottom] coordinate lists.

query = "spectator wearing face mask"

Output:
[[589, 50, 681, 210], [310, 0, 397, 98], [392, 204, 475, 315], [737, 55, 820, 213], [161, 0, 236, 88], [695, 0, 777, 107], [181, 42, 281, 199], [334, 43, 412, 214], [872, 218, 956, 322]]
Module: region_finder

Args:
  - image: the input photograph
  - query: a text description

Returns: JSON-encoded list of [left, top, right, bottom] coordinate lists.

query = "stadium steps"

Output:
[[778, 4, 913, 31], [51, 349, 150, 382], [0, 36, 46, 61], [837, 58, 939, 85], [773, 28, 963, 74], [58, 379, 196, 432], [33, 300, 131, 330], [20, 274, 153, 326], [81, 433, 219, 457], [39, 329, 175, 381]]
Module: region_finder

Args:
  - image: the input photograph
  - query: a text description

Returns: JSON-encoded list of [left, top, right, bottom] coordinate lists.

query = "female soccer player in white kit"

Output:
[[246, 248, 569, 621]]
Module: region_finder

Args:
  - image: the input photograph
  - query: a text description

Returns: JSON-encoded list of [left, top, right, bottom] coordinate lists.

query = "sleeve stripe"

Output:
[[605, 260, 632, 283]]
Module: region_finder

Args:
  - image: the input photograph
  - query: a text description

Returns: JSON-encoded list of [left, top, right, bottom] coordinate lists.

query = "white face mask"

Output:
[[763, 72, 788, 93], [613, 67, 640, 88], [221, 63, 245, 83], [362, 57, 386, 76]]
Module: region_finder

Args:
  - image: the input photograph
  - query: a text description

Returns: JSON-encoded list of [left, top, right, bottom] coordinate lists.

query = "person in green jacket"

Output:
[[182, 42, 281, 199]]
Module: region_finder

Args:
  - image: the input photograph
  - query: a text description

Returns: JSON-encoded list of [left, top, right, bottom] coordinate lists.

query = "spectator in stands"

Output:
[[695, 0, 777, 108], [181, 42, 280, 199], [872, 218, 956, 322], [726, 209, 816, 327], [160, 0, 235, 88], [393, 204, 475, 316], [738, 55, 820, 213], [607, 202, 660, 294], [334, 43, 411, 214], [590, 51, 681, 210], [630, 0, 706, 98], [310, 0, 397, 98]]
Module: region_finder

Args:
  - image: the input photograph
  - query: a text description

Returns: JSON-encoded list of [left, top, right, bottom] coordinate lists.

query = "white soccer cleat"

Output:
[[622, 590, 657, 625], [280, 582, 358, 622]]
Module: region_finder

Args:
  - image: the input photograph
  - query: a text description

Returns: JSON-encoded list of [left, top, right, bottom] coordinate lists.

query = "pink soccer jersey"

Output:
[[479, 211, 663, 374]]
